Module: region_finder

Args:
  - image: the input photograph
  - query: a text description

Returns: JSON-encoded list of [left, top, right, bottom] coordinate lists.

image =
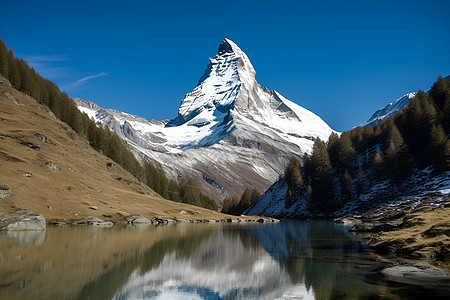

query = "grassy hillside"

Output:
[[0, 38, 218, 210], [0, 77, 236, 222]]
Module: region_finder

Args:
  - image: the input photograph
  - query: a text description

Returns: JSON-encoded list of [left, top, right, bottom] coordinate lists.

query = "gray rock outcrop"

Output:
[[127, 216, 153, 224], [381, 263, 450, 286], [0, 210, 46, 231]]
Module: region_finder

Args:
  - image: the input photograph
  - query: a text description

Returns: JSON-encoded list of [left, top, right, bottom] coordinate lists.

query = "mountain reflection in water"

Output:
[[0, 221, 448, 300], [113, 224, 312, 299]]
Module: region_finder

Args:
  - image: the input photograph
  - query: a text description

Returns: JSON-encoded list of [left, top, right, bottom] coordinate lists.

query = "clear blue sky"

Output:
[[1, 0, 449, 131]]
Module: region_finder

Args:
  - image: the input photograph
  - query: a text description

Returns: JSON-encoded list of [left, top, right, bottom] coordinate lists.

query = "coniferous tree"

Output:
[[429, 75, 449, 111], [362, 125, 374, 148], [372, 149, 384, 176], [384, 120, 410, 179], [429, 124, 448, 170], [309, 139, 333, 211], [221, 189, 261, 215], [350, 126, 364, 152], [7, 49, 20, 87], [0, 39, 9, 78], [335, 132, 356, 172], [284, 157, 303, 208], [285, 157, 303, 187], [167, 181, 181, 202], [327, 132, 340, 167], [340, 169, 353, 203]]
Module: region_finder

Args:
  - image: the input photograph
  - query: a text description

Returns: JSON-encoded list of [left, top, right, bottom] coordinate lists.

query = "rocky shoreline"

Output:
[[336, 191, 450, 282], [0, 210, 278, 231]]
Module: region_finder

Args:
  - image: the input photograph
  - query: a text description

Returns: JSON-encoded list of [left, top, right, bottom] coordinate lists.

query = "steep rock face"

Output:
[[75, 39, 335, 205]]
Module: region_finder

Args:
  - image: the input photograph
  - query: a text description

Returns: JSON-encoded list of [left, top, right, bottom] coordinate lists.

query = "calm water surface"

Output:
[[0, 221, 448, 299]]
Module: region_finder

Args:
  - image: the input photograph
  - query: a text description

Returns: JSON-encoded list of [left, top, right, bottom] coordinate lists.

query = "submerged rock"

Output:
[[0, 210, 46, 231], [380, 263, 450, 286]]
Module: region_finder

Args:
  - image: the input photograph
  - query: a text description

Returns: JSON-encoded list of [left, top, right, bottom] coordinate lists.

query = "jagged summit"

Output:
[[75, 38, 335, 203], [172, 38, 254, 128], [218, 38, 234, 55]]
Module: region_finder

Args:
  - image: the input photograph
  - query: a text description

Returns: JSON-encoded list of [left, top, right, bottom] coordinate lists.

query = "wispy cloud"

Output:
[[63, 72, 109, 92], [23, 54, 71, 79], [25, 54, 70, 63], [76, 72, 109, 83]]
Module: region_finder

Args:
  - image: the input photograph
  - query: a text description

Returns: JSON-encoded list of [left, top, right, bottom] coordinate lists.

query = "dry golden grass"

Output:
[[370, 207, 450, 272], [0, 80, 253, 223]]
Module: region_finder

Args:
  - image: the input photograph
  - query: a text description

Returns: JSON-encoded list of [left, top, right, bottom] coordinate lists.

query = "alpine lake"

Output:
[[1, 220, 449, 300]]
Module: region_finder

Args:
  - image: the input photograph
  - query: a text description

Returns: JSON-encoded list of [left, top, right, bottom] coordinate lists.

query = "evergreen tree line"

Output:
[[281, 76, 450, 213], [221, 188, 262, 215], [0, 39, 217, 211]]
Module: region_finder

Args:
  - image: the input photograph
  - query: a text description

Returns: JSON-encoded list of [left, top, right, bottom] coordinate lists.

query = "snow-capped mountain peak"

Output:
[[74, 38, 335, 203], [172, 38, 253, 126]]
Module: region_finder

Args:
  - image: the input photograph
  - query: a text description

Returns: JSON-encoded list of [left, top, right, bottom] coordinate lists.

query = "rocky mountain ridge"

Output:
[[75, 38, 335, 204]]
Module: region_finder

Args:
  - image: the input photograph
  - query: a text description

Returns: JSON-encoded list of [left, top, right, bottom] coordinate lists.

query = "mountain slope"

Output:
[[0, 76, 236, 222], [361, 92, 416, 127], [75, 39, 335, 204], [245, 76, 450, 219]]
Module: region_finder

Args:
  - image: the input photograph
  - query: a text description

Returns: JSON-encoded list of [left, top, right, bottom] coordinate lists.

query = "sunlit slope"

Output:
[[0, 78, 233, 222]]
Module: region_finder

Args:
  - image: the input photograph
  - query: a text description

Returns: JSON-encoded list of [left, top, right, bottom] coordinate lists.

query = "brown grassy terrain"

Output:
[[367, 205, 450, 272], [0, 79, 255, 223]]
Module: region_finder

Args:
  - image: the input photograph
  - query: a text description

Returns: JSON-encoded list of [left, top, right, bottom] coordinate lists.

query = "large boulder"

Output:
[[381, 263, 450, 286], [0, 210, 46, 231]]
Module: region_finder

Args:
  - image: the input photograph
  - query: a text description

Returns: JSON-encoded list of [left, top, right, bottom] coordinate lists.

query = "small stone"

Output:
[[0, 185, 11, 199], [22, 173, 32, 177], [75, 216, 112, 226], [180, 210, 187, 215], [90, 206, 99, 210], [177, 219, 190, 223], [45, 162, 59, 171], [68, 167, 77, 173], [20, 140, 43, 151], [34, 133, 56, 145], [154, 217, 168, 224]]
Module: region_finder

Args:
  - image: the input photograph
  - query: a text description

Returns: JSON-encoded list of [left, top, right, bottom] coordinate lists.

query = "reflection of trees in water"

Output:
[[76, 225, 214, 300], [76, 222, 436, 300], [249, 221, 369, 299]]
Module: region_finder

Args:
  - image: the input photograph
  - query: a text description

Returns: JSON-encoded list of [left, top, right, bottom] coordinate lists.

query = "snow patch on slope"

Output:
[[361, 92, 416, 127], [244, 180, 310, 219]]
